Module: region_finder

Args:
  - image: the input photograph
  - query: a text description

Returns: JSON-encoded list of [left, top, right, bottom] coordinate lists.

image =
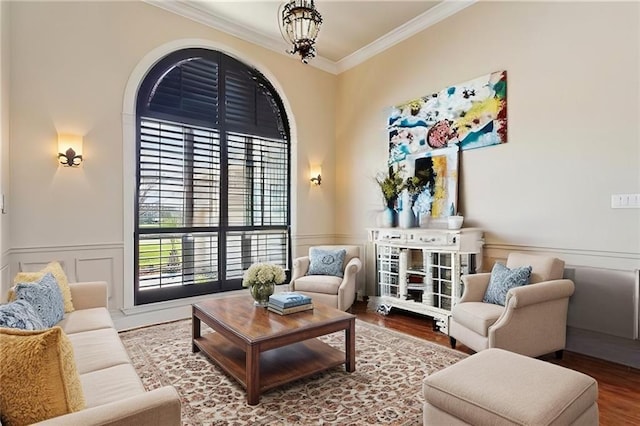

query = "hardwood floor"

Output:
[[351, 301, 640, 426]]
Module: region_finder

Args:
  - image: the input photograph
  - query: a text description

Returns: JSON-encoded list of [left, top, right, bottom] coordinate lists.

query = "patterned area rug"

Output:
[[120, 319, 466, 425]]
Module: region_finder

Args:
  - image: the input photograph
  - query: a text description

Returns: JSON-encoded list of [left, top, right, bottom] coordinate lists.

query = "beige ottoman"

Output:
[[423, 348, 598, 425]]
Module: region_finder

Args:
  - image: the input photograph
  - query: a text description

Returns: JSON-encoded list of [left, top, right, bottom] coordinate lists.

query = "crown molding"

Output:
[[144, 0, 475, 75], [143, 0, 339, 74], [335, 0, 476, 73]]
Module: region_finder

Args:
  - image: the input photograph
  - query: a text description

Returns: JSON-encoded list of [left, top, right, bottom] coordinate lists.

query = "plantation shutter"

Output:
[[135, 49, 290, 305], [147, 58, 219, 124]]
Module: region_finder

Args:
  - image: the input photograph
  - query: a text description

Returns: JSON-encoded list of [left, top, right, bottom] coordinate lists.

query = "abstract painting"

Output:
[[399, 146, 459, 219], [388, 70, 507, 165]]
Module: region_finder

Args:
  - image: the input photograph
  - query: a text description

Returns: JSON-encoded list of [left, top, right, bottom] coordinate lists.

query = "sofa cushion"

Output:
[[294, 275, 342, 295], [12, 261, 74, 313], [80, 364, 145, 408], [58, 307, 115, 334], [0, 299, 47, 330], [66, 328, 132, 374], [0, 327, 86, 425], [483, 262, 531, 306], [307, 247, 346, 278], [423, 348, 598, 425], [14, 272, 65, 327], [451, 302, 503, 337]]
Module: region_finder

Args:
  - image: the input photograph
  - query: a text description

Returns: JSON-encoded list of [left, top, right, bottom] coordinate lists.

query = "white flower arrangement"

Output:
[[242, 262, 286, 288], [412, 186, 434, 215]]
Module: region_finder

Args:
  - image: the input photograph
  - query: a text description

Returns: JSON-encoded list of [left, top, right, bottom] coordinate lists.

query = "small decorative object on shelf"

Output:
[[243, 263, 286, 307], [448, 215, 464, 230], [267, 292, 313, 315]]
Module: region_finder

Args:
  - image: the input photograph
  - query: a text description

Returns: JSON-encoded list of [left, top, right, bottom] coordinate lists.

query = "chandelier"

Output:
[[279, 0, 323, 64]]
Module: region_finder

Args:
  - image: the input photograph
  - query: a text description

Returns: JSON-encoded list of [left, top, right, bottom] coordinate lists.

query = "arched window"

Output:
[[135, 48, 290, 305]]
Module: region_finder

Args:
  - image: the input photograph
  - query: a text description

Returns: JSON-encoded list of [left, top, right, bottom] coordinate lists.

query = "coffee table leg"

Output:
[[192, 314, 201, 353], [246, 344, 260, 405], [346, 318, 356, 372]]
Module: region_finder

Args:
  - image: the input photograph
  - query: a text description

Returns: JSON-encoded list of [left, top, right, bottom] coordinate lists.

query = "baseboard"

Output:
[[566, 326, 640, 369], [112, 305, 192, 331]]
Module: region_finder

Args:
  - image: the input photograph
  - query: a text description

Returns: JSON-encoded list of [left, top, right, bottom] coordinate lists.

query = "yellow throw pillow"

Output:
[[0, 326, 86, 425], [12, 261, 74, 313]]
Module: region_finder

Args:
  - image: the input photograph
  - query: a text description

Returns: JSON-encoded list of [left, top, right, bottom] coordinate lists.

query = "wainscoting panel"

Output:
[[292, 234, 337, 257], [17, 260, 52, 274], [75, 256, 119, 304], [9, 243, 124, 310], [567, 267, 637, 339], [0, 256, 9, 303]]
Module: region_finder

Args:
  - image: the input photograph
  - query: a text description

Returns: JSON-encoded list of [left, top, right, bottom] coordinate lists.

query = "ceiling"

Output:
[[147, 0, 475, 74]]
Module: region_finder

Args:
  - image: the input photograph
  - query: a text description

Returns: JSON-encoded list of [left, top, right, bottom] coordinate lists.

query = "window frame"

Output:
[[133, 48, 292, 305]]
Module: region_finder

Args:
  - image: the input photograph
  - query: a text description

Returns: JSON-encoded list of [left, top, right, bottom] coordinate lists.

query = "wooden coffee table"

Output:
[[192, 295, 356, 405]]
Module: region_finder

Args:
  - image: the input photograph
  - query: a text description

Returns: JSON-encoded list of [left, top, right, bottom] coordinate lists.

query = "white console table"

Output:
[[367, 227, 484, 334]]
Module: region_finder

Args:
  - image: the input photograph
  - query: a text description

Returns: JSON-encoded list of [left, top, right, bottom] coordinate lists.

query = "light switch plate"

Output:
[[611, 193, 640, 209]]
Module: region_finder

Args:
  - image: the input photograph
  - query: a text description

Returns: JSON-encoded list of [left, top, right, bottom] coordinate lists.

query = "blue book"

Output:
[[268, 292, 312, 308]]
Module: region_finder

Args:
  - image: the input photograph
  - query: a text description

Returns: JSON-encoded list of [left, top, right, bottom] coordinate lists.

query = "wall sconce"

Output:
[[310, 174, 322, 186], [58, 134, 83, 167], [310, 166, 322, 186]]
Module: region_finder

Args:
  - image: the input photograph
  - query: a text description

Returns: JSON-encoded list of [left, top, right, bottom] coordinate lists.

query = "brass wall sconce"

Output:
[[310, 174, 322, 186], [310, 165, 322, 186], [58, 134, 83, 167]]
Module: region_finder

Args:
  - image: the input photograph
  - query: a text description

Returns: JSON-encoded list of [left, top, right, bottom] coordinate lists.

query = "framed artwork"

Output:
[[397, 146, 459, 219], [388, 70, 507, 165]]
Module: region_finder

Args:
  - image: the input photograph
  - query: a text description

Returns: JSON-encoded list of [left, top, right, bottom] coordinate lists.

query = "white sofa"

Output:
[[35, 281, 181, 425]]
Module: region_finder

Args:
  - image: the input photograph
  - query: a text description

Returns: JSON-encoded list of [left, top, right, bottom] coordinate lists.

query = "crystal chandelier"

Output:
[[280, 0, 323, 64]]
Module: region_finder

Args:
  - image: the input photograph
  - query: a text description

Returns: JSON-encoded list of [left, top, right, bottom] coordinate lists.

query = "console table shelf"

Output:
[[367, 227, 484, 334]]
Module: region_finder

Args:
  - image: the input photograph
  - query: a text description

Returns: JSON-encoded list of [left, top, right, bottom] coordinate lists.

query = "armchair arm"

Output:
[[505, 279, 575, 308], [290, 256, 310, 289], [344, 257, 362, 276], [459, 273, 491, 303], [337, 257, 362, 311], [69, 281, 108, 310], [35, 386, 181, 426], [488, 280, 575, 357]]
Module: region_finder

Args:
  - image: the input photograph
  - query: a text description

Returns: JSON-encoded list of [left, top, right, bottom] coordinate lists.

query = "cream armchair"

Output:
[[449, 253, 575, 358], [290, 245, 362, 311]]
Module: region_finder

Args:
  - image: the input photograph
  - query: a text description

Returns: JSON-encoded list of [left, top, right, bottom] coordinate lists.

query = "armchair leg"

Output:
[[555, 350, 564, 360], [449, 336, 457, 349]]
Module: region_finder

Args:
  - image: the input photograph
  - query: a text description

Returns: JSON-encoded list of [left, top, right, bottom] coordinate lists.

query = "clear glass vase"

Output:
[[249, 282, 275, 307]]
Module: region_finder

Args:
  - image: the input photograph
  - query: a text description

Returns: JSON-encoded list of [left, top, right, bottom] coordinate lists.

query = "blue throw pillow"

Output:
[[0, 299, 47, 330], [307, 248, 347, 278], [483, 263, 532, 306], [14, 272, 65, 327]]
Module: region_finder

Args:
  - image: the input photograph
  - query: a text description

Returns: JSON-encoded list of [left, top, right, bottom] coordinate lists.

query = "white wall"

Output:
[[336, 1, 640, 271], [6, 1, 338, 309], [1, 0, 10, 290]]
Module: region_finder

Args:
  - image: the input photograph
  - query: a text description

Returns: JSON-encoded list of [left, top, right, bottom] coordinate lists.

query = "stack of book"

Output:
[[267, 292, 313, 315]]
